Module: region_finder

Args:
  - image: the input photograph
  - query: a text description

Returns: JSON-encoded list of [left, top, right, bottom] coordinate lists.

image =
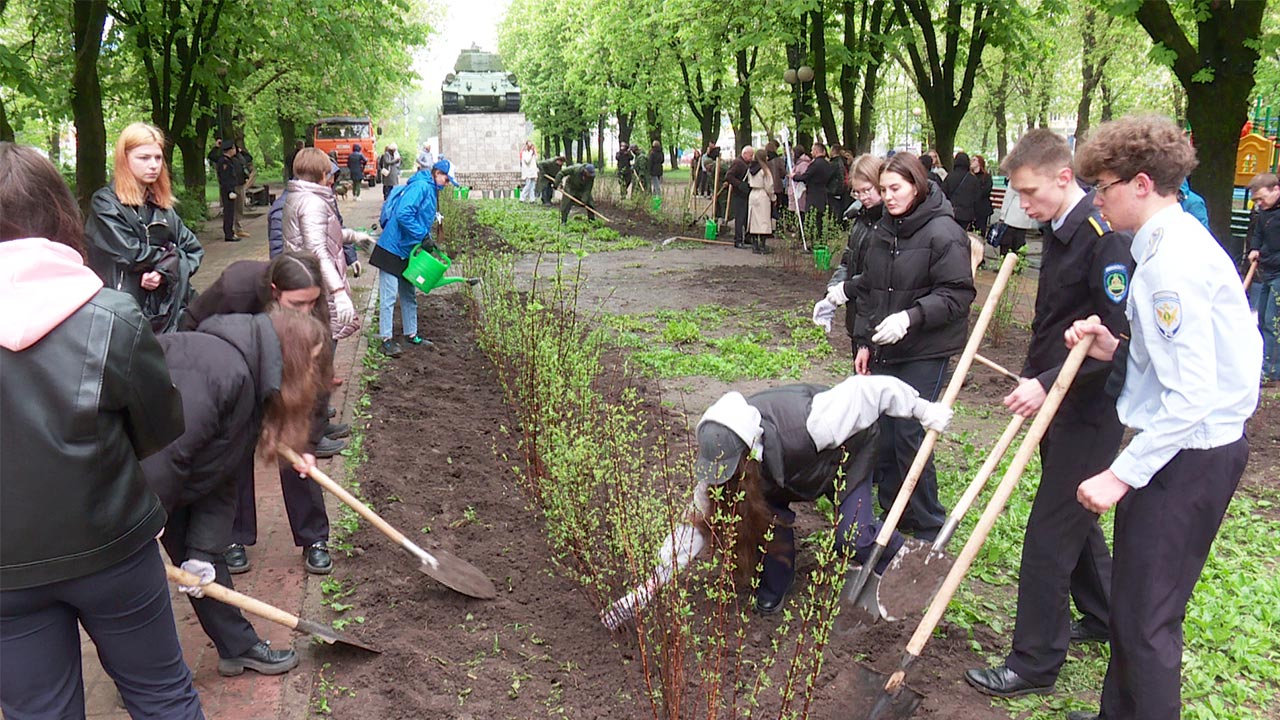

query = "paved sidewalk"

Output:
[[79, 191, 382, 720]]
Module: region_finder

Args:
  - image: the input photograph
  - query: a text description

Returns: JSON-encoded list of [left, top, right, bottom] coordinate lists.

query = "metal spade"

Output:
[[280, 447, 498, 600], [164, 563, 380, 653]]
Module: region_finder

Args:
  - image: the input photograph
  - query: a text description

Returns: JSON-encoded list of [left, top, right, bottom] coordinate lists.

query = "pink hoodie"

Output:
[[0, 238, 105, 351]]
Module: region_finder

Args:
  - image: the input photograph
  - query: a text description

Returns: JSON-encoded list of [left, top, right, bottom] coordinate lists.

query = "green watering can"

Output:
[[402, 247, 480, 294], [813, 245, 832, 271], [704, 218, 718, 239]]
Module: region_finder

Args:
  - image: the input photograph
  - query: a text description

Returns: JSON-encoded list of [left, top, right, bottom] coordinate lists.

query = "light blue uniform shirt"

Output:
[[1110, 204, 1261, 489]]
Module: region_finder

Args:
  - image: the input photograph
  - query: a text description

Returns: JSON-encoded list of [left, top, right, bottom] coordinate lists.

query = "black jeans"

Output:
[[0, 544, 204, 719], [1100, 439, 1247, 720], [872, 357, 950, 536], [161, 506, 260, 659], [220, 190, 235, 240], [1006, 405, 1121, 684]]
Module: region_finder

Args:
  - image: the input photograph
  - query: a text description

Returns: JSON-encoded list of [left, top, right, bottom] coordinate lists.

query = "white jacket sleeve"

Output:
[[806, 375, 931, 450]]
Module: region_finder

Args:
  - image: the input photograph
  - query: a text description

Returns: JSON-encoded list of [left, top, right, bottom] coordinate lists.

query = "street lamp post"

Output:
[[784, 65, 815, 147]]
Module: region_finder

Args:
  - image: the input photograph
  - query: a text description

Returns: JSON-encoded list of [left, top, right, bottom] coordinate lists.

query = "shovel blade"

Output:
[[834, 568, 884, 633], [294, 617, 382, 654], [877, 543, 953, 622], [833, 664, 923, 720], [418, 548, 498, 600]]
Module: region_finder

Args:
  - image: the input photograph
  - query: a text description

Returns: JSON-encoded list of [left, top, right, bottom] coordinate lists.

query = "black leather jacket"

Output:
[[1, 289, 183, 590]]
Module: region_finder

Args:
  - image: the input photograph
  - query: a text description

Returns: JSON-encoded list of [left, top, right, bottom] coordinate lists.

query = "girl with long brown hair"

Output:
[[602, 376, 952, 629], [85, 122, 205, 333], [140, 309, 329, 677]]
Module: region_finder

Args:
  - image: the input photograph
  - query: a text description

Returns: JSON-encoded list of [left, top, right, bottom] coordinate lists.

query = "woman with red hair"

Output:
[[85, 122, 204, 333]]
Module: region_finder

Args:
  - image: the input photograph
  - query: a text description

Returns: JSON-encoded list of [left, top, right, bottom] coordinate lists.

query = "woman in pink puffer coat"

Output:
[[282, 148, 361, 340]]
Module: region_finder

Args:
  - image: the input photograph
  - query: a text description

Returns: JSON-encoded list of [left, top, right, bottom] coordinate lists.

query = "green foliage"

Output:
[[472, 199, 650, 253], [934, 419, 1280, 720], [600, 305, 834, 381]]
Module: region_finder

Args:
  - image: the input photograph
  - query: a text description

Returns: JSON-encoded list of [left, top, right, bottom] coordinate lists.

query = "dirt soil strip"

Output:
[[322, 291, 647, 719]]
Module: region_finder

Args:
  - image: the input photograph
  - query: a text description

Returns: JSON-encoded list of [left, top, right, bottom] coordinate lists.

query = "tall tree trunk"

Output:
[[1100, 78, 1114, 122], [734, 49, 753, 151], [855, 57, 881, 153], [277, 114, 297, 169], [995, 65, 1009, 162], [49, 127, 61, 166], [810, 6, 839, 145], [596, 115, 604, 169], [617, 109, 634, 146], [173, 134, 206, 215], [839, 0, 860, 147], [0, 94, 13, 142], [1074, 6, 1105, 142], [1188, 84, 1251, 257], [71, 0, 108, 213]]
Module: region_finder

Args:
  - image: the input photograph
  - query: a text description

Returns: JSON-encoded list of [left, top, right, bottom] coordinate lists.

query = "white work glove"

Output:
[[178, 559, 216, 598], [812, 299, 837, 332], [435, 212, 444, 225], [349, 260, 362, 278], [228, 192, 237, 200], [601, 586, 652, 631], [825, 282, 849, 307], [871, 310, 911, 345], [918, 401, 953, 433], [334, 290, 356, 326]]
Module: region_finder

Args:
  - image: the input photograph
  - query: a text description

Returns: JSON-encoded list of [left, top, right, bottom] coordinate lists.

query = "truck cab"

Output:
[[310, 117, 378, 185]]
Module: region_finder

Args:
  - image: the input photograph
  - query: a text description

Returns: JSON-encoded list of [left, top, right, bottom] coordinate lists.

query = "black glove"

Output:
[[419, 240, 437, 254]]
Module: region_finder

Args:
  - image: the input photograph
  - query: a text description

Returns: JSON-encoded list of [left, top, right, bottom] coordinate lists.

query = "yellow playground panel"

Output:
[[1236, 132, 1276, 187]]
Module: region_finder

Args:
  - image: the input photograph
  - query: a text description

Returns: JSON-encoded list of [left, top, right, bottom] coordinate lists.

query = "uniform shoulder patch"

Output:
[[1087, 214, 1111, 236], [1143, 227, 1164, 263], [1152, 290, 1181, 339], [1103, 263, 1129, 304]]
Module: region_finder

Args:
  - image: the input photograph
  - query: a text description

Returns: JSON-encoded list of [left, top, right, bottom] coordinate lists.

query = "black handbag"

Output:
[[986, 221, 1008, 248]]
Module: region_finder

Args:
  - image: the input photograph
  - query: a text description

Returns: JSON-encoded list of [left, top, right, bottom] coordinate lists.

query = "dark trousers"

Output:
[[1098, 439, 1247, 720], [160, 507, 260, 659], [230, 451, 329, 548], [872, 357, 950, 536], [732, 193, 750, 246], [220, 191, 235, 240], [0, 544, 204, 720], [1005, 406, 1121, 684], [382, 184, 393, 200], [759, 434, 906, 597]]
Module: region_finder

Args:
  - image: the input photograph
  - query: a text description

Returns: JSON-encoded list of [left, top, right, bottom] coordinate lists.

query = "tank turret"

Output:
[[442, 46, 520, 114]]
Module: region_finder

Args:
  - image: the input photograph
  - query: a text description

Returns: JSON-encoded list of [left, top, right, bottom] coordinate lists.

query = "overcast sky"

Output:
[[415, 0, 512, 88]]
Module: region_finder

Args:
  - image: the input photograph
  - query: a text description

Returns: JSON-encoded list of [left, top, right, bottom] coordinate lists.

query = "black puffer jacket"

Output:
[[830, 202, 882, 340], [853, 182, 976, 363], [141, 314, 283, 561], [2, 285, 182, 590]]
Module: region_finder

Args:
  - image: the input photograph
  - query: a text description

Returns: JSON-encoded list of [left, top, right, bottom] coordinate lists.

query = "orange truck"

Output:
[[310, 116, 379, 185]]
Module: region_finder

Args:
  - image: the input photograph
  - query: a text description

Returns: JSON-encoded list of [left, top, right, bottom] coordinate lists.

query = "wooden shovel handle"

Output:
[[974, 353, 1020, 382], [873, 251, 1020, 545], [938, 414, 1026, 547], [904, 315, 1100, 658], [543, 174, 611, 222], [1243, 259, 1258, 292], [164, 563, 299, 630], [279, 446, 412, 551]]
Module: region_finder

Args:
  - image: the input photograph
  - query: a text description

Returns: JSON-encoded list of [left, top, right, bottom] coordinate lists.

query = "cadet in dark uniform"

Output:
[[217, 141, 239, 242], [599, 376, 952, 627], [555, 163, 597, 225], [1067, 115, 1260, 720], [536, 156, 565, 206], [965, 129, 1133, 698]]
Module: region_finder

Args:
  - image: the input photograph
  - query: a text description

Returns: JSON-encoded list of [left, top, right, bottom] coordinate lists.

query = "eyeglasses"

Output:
[[851, 185, 877, 197], [1094, 176, 1132, 195]]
